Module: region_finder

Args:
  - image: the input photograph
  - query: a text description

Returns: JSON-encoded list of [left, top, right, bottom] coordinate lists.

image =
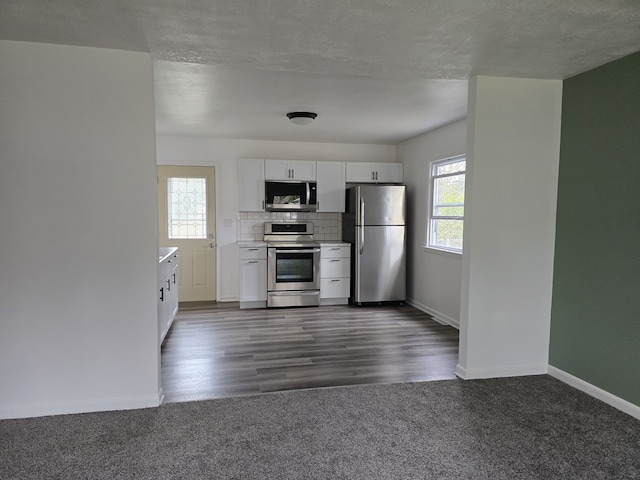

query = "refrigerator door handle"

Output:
[[359, 197, 365, 254]]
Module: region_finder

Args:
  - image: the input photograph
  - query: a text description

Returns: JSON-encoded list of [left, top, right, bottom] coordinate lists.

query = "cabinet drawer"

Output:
[[321, 245, 350, 259], [158, 253, 178, 281], [321, 258, 350, 278], [239, 247, 267, 260], [320, 278, 350, 298]]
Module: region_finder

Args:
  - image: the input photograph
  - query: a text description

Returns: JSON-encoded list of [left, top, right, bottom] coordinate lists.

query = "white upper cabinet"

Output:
[[316, 162, 346, 212], [265, 159, 316, 181], [374, 163, 404, 183], [345, 162, 403, 183], [238, 158, 265, 211]]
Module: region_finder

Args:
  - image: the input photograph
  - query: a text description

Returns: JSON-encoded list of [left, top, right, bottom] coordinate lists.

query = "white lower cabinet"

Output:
[[159, 249, 179, 345], [240, 246, 267, 309], [320, 244, 351, 305]]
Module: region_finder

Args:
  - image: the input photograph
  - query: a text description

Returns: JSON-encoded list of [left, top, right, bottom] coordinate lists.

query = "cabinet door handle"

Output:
[[248, 260, 259, 264], [330, 259, 340, 262], [248, 248, 259, 251], [167, 279, 171, 291], [160, 287, 164, 302], [173, 273, 176, 284], [331, 247, 340, 250], [330, 279, 341, 282]]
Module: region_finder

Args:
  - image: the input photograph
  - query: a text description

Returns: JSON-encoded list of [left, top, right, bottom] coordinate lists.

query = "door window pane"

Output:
[[167, 177, 207, 239]]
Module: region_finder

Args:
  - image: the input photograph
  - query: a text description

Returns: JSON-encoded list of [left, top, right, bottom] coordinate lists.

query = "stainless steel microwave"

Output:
[[265, 181, 317, 212]]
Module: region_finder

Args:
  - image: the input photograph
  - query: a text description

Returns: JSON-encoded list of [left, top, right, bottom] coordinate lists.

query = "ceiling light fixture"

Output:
[[287, 111, 317, 126]]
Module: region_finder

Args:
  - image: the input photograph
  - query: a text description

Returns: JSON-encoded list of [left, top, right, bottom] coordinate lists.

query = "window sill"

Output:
[[422, 245, 462, 258]]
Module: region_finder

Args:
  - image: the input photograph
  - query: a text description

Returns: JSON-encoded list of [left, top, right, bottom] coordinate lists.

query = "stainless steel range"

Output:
[[264, 222, 320, 308]]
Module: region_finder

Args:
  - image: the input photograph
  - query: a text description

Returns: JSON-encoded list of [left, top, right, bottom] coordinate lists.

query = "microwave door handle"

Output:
[[306, 182, 310, 206]]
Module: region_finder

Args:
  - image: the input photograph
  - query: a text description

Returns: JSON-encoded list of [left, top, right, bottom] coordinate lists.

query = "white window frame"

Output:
[[427, 154, 466, 254]]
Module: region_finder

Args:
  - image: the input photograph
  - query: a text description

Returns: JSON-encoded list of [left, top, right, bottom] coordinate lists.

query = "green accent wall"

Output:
[[550, 51, 640, 406]]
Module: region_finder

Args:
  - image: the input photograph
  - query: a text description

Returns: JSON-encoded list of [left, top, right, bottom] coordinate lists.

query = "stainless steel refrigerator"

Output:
[[342, 184, 406, 304]]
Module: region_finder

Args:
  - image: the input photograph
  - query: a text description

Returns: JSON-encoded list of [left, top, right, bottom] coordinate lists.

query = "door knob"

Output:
[[209, 243, 216, 248]]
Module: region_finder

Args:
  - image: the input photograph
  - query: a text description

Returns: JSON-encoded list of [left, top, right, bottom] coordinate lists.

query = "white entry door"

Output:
[[158, 166, 216, 302]]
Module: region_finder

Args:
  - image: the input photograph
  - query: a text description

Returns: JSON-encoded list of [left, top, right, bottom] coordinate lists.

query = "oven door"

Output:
[[268, 247, 320, 292]]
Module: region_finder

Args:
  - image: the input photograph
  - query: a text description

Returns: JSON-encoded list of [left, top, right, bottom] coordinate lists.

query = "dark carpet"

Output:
[[1, 375, 639, 479]]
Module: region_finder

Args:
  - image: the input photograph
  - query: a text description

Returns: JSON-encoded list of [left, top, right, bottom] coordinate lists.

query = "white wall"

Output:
[[396, 119, 467, 327], [0, 41, 159, 418], [156, 136, 396, 301], [457, 76, 562, 379]]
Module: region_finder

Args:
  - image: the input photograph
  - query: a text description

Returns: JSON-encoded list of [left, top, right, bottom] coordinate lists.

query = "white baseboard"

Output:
[[455, 362, 548, 380], [455, 364, 468, 379], [548, 365, 640, 421], [406, 298, 460, 329], [218, 295, 239, 302], [0, 393, 161, 420], [320, 298, 349, 306]]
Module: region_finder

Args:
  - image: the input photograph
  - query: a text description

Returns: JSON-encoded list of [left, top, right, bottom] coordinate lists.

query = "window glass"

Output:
[[167, 177, 207, 239], [428, 156, 466, 252]]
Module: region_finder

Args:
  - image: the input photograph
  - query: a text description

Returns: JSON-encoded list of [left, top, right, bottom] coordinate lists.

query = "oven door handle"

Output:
[[268, 291, 320, 296], [273, 248, 321, 254]]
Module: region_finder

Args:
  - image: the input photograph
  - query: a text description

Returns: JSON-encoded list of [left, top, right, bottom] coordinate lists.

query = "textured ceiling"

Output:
[[2, 0, 639, 143]]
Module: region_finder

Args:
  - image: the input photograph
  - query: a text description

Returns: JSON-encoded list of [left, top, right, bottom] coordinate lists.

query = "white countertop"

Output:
[[239, 240, 348, 247], [159, 247, 178, 263], [238, 241, 267, 248]]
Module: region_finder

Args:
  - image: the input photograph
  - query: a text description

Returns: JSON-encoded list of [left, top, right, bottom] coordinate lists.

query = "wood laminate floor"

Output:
[[161, 302, 459, 403]]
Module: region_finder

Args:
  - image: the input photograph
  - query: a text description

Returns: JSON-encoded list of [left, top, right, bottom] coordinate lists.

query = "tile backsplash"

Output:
[[237, 212, 342, 241]]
